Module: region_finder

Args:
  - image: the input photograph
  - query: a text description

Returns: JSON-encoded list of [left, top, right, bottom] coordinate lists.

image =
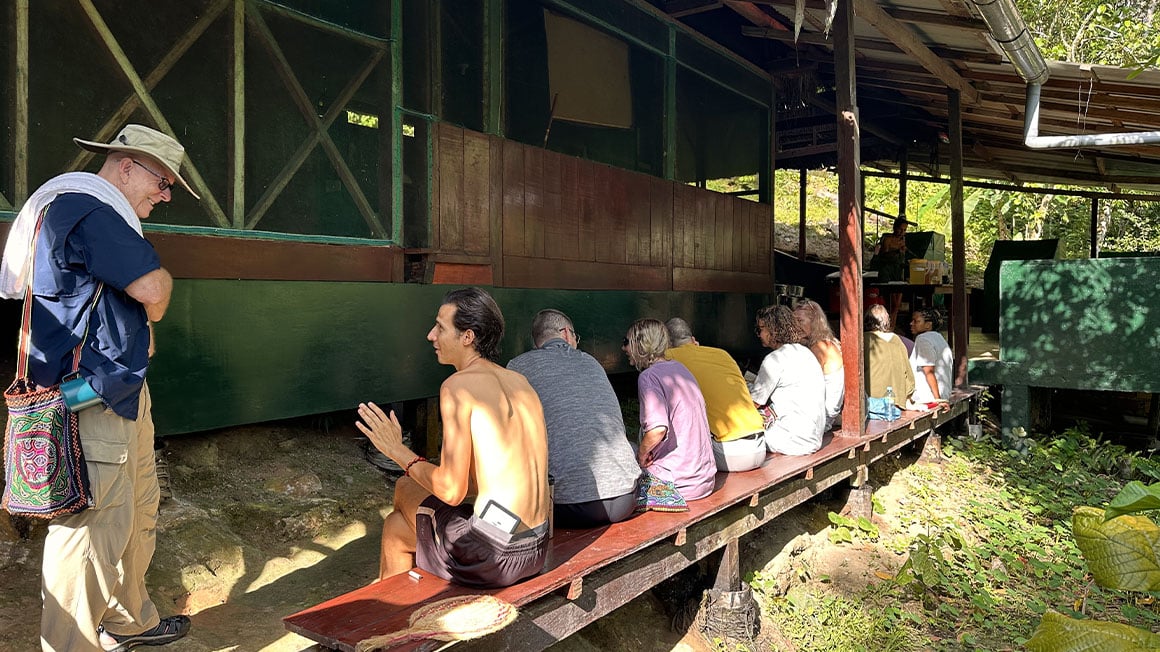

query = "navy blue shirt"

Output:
[[27, 193, 160, 419]]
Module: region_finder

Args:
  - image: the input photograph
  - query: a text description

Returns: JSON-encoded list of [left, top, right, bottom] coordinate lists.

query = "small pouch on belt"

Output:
[[61, 372, 103, 412]]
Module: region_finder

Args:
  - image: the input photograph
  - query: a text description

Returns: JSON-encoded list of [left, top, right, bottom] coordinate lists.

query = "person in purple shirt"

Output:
[[623, 319, 716, 502]]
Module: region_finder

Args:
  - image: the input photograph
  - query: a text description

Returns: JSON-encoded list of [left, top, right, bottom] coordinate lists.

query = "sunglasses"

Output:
[[133, 160, 174, 192]]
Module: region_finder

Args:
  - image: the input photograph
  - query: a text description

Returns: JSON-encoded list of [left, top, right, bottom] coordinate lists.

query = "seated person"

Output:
[[793, 300, 844, 431], [664, 317, 767, 472], [508, 309, 640, 529], [623, 319, 716, 502], [357, 288, 550, 587], [863, 303, 916, 405], [909, 307, 953, 405], [749, 306, 827, 456]]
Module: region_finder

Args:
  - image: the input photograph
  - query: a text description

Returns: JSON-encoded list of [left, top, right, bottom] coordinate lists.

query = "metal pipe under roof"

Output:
[[970, 0, 1160, 149]]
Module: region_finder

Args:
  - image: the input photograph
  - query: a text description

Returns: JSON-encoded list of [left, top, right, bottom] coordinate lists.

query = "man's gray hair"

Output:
[[665, 317, 695, 347], [531, 309, 574, 347]]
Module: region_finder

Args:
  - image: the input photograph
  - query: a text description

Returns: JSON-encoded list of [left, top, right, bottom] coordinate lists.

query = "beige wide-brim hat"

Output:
[[74, 124, 200, 199]]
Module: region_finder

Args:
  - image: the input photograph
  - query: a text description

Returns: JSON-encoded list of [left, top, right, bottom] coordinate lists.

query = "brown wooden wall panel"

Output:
[[462, 130, 491, 255], [542, 150, 563, 260], [502, 141, 525, 257], [672, 267, 772, 294], [427, 124, 774, 291], [437, 125, 465, 252], [504, 256, 670, 291], [629, 174, 651, 266], [432, 262, 493, 286], [649, 178, 672, 270], [754, 201, 771, 276], [591, 164, 613, 264], [577, 160, 596, 262], [731, 197, 744, 274], [148, 232, 404, 282], [488, 136, 505, 281], [523, 146, 545, 259], [558, 155, 580, 261]]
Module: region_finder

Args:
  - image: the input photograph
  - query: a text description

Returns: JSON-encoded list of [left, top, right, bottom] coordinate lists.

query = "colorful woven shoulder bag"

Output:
[[2, 207, 103, 519]]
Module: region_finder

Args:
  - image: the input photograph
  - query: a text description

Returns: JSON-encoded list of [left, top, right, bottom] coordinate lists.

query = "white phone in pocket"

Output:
[[479, 499, 520, 534]]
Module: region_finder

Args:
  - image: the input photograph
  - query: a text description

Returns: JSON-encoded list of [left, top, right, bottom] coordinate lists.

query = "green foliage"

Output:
[[1072, 506, 1160, 592], [1026, 610, 1160, 652], [1015, 0, 1160, 69], [827, 511, 880, 545], [1106, 481, 1160, 521], [758, 427, 1160, 650], [766, 587, 919, 651]]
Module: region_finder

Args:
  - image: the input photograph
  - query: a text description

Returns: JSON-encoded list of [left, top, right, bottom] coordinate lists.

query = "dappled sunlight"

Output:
[[245, 521, 371, 594]]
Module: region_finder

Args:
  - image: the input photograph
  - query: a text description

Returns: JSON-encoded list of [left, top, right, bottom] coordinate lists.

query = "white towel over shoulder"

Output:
[[0, 172, 141, 299]]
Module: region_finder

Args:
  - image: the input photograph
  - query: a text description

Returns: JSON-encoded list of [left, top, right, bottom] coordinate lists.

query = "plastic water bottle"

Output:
[[884, 386, 896, 421]]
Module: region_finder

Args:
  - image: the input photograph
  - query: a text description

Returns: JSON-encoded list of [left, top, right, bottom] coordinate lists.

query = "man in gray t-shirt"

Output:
[[507, 309, 640, 529]]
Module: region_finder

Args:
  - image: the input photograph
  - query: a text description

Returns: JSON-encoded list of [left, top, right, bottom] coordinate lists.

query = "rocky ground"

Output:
[[0, 413, 924, 652]]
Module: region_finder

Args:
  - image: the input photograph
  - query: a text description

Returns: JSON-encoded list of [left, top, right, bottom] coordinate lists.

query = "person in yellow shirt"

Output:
[[664, 318, 767, 472]]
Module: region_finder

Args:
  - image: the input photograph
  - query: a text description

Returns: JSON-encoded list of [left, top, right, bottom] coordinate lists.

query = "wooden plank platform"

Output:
[[284, 389, 980, 651]]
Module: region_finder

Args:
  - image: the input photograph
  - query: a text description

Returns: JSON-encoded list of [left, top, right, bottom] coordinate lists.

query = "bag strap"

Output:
[[16, 206, 106, 381]]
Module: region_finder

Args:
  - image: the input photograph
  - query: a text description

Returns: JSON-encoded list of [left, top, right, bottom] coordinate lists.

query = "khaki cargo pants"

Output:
[[41, 384, 161, 652]]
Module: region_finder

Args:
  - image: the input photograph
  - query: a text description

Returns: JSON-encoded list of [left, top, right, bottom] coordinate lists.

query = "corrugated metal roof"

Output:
[[660, 0, 1160, 190]]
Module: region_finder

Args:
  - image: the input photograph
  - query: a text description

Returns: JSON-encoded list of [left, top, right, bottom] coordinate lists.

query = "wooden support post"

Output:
[[948, 88, 968, 388], [898, 146, 908, 220], [920, 430, 943, 463], [798, 169, 807, 260], [845, 466, 872, 519], [15, 0, 29, 205], [230, 0, 245, 228], [835, 0, 866, 435], [712, 538, 741, 592]]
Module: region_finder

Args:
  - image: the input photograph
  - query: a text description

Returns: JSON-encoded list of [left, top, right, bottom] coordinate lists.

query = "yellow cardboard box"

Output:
[[909, 259, 929, 284]]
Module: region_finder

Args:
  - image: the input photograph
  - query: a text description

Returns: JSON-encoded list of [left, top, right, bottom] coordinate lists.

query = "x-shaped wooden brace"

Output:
[[244, 5, 387, 238]]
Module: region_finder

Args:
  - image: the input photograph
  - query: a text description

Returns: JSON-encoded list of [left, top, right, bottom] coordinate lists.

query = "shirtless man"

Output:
[[356, 287, 551, 587]]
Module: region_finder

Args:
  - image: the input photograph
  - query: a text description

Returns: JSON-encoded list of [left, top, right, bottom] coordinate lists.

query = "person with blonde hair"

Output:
[[793, 300, 843, 431], [623, 319, 716, 502], [749, 306, 826, 455]]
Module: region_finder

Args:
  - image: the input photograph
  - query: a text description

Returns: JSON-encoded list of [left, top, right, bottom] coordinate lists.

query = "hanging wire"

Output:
[[1074, 76, 1095, 162]]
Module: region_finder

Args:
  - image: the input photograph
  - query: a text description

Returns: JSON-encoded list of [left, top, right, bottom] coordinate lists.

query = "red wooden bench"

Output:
[[284, 389, 979, 651]]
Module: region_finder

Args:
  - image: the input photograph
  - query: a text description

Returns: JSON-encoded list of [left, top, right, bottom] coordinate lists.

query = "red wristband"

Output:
[[404, 456, 427, 477]]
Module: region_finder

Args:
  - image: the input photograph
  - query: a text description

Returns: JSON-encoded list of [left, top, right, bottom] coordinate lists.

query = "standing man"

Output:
[[0, 125, 196, 651], [507, 309, 639, 529], [357, 288, 551, 587], [664, 318, 767, 472]]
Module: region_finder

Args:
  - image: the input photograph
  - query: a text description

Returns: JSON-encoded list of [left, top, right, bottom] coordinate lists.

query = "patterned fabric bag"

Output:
[[634, 471, 689, 513], [1, 208, 101, 519]]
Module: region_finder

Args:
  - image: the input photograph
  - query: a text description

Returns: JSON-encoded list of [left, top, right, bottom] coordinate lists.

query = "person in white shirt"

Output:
[[749, 305, 826, 456], [909, 307, 953, 405]]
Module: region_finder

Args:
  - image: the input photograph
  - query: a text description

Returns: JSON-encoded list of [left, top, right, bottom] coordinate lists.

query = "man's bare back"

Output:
[[357, 288, 552, 584], [443, 360, 549, 531]]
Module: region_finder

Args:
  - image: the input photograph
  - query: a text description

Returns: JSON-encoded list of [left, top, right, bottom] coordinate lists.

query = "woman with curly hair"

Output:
[[794, 299, 844, 431], [623, 319, 716, 502], [749, 305, 826, 455], [909, 307, 952, 404]]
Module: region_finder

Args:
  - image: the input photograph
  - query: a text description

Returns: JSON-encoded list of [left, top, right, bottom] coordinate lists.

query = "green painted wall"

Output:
[[149, 281, 770, 435], [969, 256, 1160, 441], [997, 257, 1160, 392]]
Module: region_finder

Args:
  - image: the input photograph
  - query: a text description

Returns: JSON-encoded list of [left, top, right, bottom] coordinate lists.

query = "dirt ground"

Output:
[[0, 415, 916, 652]]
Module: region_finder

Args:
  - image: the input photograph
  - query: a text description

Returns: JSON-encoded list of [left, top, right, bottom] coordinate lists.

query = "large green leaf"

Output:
[[1026, 611, 1160, 652], [1073, 506, 1160, 592], [1106, 482, 1160, 521]]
